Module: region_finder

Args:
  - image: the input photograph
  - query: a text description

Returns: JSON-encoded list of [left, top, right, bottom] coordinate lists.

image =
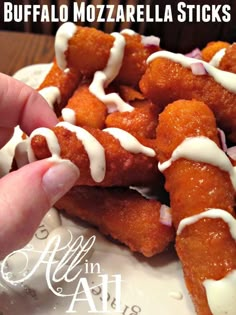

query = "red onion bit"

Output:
[[190, 62, 208, 76], [218, 128, 228, 152], [160, 204, 172, 227], [217, 129, 236, 162], [185, 48, 202, 60], [227, 146, 236, 161]]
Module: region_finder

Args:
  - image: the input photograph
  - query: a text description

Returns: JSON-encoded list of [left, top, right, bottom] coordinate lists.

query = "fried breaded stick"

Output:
[[140, 55, 236, 142], [38, 60, 81, 116], [116, 32, 158, 87], [57, 24, 156, 86], [105, 102, 159, 139], [219, 43, 236, 74], [201, 41, 230, 62], [61, 84, 107, 129], [29, 123, 161, 187], [156, 99, 236, 315], [56, 186, 175, 257]]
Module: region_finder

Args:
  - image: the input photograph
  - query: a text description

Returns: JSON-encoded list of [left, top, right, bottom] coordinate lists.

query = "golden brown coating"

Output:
[[177, 218, 236, 315], [62, 84, 107, 129], [105, 102, 159, 139], [140, 57, 236, 142], [66, 26, 114, 78], [118, 85, 144, 103], [156, 99, 236, 315], [156, 99, 220, 171], [66, 27, 157, 86], [116, 33, 158, 87], [38, 60, 81, 116], [156, 100, 235, 226], [219, 43, 236, 73], [201, 41, 230, 62], [56, 186, 175, 257], [30, 125, 161, 187], [109, 84, 158, 109]]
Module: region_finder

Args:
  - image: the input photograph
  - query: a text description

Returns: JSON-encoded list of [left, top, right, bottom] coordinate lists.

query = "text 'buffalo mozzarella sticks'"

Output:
[[140, 50, 236, 142], [156, 99, 236, 315], [28, 122, 161, 187], [56, 186, 175, 257]]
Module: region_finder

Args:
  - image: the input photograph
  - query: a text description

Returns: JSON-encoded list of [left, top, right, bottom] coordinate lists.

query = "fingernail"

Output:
[[42, 160, 79, 205]]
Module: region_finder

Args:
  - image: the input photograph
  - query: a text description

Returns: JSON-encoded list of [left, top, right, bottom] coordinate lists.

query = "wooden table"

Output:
[[0, 31, 55, 76]]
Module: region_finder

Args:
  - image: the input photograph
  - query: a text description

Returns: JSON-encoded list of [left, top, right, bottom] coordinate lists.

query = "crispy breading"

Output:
[[66, 27, 157, 86], [219, 43, 236, 73], [116, 33, 157, 87], [118, 85, 145, 102], [56, 186, 175, 257], [201, 41, 230, 62], [105, 102, 159, 139], [38, 60, 81, 116], [66, 26, 113, 77], [30, 126, 161, 187], [62, 84, 107, 129], [140, 57, 236, 142]]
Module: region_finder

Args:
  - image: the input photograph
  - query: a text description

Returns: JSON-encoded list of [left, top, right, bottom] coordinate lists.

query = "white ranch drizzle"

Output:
[[55, 22, 77, 71], [38, 87, 61, 109], [168, 291, 183, 300], [103, 127, 155, 157], [158, 136, 236, 190], [54, 24, 134, 112], [141, 35, 160, 47], [121, 29, 160, 48], [89, 32, 133, 113], [147, 50, 236, 94], [177, 208, 236, 239], [209, 48, 226, 67], [120, 29, 136, 36], [61, 108, 76, 125], [28, 128, 61, 163], [57, 122, 106, 183], [203, 270, 236, 315], [28, 122, 156, 183], [28, 123, 105, 183]]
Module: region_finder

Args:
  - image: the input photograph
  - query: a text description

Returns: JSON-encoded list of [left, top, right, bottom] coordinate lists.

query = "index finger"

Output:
[[0, 73, 58, 134]]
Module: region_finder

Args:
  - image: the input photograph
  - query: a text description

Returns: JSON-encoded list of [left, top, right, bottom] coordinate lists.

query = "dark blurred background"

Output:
[[0, 0, 236, 53]]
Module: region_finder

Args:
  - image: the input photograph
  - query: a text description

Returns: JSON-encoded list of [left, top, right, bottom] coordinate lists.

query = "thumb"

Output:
[[0, 159, 79, 259]]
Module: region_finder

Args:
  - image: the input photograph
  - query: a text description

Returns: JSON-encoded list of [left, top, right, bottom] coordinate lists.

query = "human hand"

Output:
[[0, 73, 79, 259]]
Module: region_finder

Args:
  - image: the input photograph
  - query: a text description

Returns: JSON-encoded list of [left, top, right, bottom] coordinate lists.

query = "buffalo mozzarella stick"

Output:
[[156, 99, 236, 315], [140, 51, 236, 142], [56, 186, 175, 257], [27, 122, 162, 188]]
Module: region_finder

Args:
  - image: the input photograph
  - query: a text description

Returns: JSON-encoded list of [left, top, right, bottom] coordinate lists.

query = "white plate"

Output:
[[0, 64, 195, 315]]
